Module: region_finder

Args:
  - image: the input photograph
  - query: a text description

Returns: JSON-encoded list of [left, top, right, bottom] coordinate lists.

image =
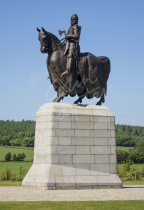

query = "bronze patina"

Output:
[[37, 14, 110, 105]]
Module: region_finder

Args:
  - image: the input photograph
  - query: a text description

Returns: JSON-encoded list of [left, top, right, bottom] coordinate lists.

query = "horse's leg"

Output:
[[52, 87, 66, 102], [74, 95, 85, 104], [96, 94, 105, 105], [53, 96, 64, 102]]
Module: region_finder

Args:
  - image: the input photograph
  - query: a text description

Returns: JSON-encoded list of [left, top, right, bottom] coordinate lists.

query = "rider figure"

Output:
[[62, 14, 81, 82]]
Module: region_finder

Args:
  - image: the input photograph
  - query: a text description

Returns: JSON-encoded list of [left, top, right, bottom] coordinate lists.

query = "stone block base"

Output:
[[23, 164, 122, 189], [22, 103, 122, 189]]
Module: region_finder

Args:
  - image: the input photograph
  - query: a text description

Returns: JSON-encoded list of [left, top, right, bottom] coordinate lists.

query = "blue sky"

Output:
[[0, 0, 144, 125]]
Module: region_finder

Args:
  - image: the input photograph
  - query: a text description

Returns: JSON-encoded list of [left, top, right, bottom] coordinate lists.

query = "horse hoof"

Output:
[[74, 99, 82, 104], [52, 98, 58, 102]]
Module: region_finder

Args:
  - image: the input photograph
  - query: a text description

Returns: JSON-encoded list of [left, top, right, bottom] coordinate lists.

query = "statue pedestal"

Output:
[[22, 103, 122, 189]]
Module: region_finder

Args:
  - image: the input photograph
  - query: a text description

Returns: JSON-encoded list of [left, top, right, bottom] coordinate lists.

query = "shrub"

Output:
[[4, 152, 12, 161], [16, 153, 26, 161], [117, 150, 128, 163], [13, 153, 17, 161]]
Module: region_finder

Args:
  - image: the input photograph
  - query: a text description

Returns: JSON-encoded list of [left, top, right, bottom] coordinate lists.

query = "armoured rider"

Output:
[[62, 14, 81, 89]]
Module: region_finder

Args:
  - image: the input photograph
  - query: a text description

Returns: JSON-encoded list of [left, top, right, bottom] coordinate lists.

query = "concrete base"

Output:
[[22, 103, 122, 189]]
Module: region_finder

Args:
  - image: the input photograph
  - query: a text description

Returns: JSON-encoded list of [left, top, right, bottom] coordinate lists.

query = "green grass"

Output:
[[116, 146, 133, 151], [0, 201, 144, 210], [118, 163, 144, 170], [123, 180, 144, 185], [0, 161, 32, 174], [0, 180, 21, 186], [0, 146, 33, 161], [0, 161, 32, 183], [0, 146, 33, 183]]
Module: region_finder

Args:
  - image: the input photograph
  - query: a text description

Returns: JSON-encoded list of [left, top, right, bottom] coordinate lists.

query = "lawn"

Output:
[[0, 180, 21, 186], [0, 161, 32, 174], [0, 161, 32, 183], [116, 146, 133, 151], [0, 146, 33, 183], [123, 180, 144, 185], [0, 201, 144, 210]]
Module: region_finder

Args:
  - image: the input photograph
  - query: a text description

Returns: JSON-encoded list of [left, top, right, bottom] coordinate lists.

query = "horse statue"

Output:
[[37, 27, 111, 105]]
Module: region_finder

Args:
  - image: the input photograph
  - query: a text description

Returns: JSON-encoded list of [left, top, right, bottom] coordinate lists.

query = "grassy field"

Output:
[[0, 146, 133, 161], [123, 180, 144, 185], [0, 161, 32, 174], [0, 146, 33, 183], [0, 161, 32, 182], [116, 146, 133, 151], [0, 146, 33, 161], [0, 201, 144, 210], [0, 146, 144, 186], [0, 180, 21, 186]]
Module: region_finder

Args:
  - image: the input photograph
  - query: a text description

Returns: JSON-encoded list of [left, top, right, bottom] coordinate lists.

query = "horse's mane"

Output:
[[44, 29, 66, 51], [45, 30, 61, 45]]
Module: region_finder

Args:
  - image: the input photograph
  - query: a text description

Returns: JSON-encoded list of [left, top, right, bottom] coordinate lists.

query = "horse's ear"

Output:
[[37, 27, 40, 32], [41, 27, 46, 33]]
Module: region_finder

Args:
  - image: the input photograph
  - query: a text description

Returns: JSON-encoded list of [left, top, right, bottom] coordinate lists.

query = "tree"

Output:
[[0, 120, 35, 147], [22, 137, 34, 147], [10, 138, 22, 146]]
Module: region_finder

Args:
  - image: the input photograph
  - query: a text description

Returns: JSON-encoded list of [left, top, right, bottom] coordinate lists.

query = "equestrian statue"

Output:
[[37, 14, 110, 105]]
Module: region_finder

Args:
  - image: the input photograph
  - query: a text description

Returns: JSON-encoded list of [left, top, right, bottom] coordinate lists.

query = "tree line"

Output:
[[0, 120, 144, 151], [116, 124, 144, 147], [0, 120, 35, 147]]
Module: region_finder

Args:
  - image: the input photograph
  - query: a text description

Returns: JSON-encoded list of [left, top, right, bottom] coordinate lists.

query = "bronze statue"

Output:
[[37, 14, 110, 105], [61, 14, 81, 84]]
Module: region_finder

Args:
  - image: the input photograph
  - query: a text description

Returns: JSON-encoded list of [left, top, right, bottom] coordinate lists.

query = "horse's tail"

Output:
[[98, 56, 111, 96], [105, 58, 111, 95]]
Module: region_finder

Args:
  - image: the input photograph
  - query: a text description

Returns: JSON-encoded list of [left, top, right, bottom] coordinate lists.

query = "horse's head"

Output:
[[37, 27, 61, 54], [37, 27, 49, 53]]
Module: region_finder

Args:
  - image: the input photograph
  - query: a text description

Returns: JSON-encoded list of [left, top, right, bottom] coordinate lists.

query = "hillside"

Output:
[[0, 120, 144, 148]]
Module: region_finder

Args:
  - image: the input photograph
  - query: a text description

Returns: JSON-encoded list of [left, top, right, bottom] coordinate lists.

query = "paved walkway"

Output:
[[0, 186, 144, 201]]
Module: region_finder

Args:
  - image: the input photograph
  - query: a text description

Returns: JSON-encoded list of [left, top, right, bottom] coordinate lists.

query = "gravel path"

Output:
[[0, 186, 144, 201]]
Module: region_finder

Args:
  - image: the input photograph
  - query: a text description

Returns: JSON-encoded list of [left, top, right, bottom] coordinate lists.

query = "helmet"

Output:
[[71, 14, 78, 21]]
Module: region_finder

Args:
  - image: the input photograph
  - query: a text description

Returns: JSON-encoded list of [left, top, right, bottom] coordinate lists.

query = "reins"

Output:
[[53, 37, 66, 52]]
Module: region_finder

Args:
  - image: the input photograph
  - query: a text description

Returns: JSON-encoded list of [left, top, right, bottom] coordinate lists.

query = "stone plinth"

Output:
[[22, 103, 122, 189]]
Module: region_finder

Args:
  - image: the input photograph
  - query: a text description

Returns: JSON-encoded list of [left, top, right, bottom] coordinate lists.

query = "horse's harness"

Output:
[[53, 37, 66, 52]]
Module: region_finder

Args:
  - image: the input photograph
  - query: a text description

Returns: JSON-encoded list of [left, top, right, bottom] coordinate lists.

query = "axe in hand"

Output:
[[58, 30, 66, 37]]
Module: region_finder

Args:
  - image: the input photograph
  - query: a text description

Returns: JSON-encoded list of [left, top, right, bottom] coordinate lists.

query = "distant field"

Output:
[[0, 146, 34, 161], [116, 146, 133, 151], [0, 146, 132, 161]]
